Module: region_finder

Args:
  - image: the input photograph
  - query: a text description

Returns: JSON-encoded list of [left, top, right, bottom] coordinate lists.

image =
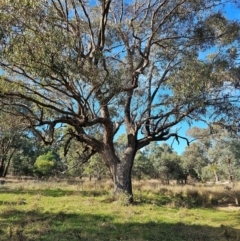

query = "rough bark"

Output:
[[113, 156, 134, 202], [100, 144, 135, 203]]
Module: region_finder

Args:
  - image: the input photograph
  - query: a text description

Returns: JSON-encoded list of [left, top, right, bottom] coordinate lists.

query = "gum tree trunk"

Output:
[[100, 145, 135, 203], [113, 156, 134, 202]]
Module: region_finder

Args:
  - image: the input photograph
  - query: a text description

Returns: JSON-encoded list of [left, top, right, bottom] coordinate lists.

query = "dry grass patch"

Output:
[[133, 180, 240, 208]]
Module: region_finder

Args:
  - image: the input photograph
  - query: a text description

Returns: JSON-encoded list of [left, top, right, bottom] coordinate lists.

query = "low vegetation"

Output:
[[0, 179, 239, 241]]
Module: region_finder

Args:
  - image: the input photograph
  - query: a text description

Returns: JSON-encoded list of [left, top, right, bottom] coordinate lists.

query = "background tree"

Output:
[[10, 136, 38, 176], [83, 154, 109, 181], [0, 0, 240, 202], [186, 125, 240, 182], [0, 110, 28, 177], [58, 131, 86, 178], [207, 130, 240, 182], [132, 151, 153, 180], [181, 142, 208, 181], [34, 151, 57, 177], [152, 144, 183, 184], [228, 139, 240, 180], [10, 130, 62, 177]]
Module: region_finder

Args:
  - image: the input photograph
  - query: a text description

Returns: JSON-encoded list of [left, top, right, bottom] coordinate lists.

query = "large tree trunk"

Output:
[[101, 146, 135, 203], [113, 157, 134, 202]]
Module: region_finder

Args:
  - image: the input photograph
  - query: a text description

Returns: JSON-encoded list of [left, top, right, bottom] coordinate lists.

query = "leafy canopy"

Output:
[[0, 0, 240, 160]]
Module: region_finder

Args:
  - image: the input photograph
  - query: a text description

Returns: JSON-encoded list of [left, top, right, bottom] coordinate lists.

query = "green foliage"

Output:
[[34, 151, 56, 176], [146, 143, 185, 183], [10, 136, 36, 176], [157, 152, 183, 184], [83, 154, 109, 180], [0, 109, 29, 177], [114, 134, 128, 159], [181, 142, 208, 181], [184, 126, 240, 182], [132, 151, 154, 180]]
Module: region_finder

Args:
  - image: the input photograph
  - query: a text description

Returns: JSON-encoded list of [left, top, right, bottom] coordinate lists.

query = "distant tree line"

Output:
[[1, 111, 239, 184]]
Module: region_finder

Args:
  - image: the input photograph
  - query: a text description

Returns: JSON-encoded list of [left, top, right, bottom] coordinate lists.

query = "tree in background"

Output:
[[34, 151, 56, 177], [146, 142, 173, 179], [132, 151, 154, 180], [228, 139, 240, 180], [58, 131, 86, 177], [185, 126, 240, 182], [83, 154, 109, 181], [11, 134, 61, 177], [10, 136, 38, 176], [151, 144, 183, 184], [1, 0, 240, 202], [0, 110, 29, 177], [207, 130, 240, 182], [181, 142, 208, 181]]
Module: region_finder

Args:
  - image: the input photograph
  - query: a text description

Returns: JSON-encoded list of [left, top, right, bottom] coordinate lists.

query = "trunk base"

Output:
[[114, 190, 133, 205], [112, 163, 134, 204]]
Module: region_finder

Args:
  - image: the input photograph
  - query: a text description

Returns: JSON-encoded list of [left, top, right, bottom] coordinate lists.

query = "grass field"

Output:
[[0, 179, 240, 241]]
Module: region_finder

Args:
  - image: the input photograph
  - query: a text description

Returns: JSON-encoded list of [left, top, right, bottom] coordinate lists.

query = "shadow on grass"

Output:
[[0, 208, 239, 241]]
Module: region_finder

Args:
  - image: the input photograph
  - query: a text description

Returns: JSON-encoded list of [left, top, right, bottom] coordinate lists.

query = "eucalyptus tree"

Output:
[[207, 130, 240, 182], [186, 126, 240, 182], [0, 0, 240, 201], [181, 142, 208, 181], [11, 135, 39, 176], [0, 110, 28, 177], [83, 154, 109, 180], [151, 144, 182, 184], [132, 151, 153, 180]]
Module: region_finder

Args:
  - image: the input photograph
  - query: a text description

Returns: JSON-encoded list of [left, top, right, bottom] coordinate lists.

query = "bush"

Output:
[[34, 151, 56, 176]]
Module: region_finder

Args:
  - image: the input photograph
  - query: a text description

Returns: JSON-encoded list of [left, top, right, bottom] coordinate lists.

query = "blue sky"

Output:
[[1, 2, 239, 155], [225, 3, 240, 20], [166, 122, 207, 155], [167, 3, 240, 154]]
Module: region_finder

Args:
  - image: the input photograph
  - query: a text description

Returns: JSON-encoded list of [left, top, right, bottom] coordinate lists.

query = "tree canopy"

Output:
[[0, 0, 240, 201], [185, 125, 240, 182]]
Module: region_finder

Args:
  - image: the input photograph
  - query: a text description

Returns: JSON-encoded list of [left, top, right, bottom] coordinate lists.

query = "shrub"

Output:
[[34, 151, 56, 177]]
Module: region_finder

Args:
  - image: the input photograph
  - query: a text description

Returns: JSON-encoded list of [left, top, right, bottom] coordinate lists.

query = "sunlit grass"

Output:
[[0, 179, 240, 240]]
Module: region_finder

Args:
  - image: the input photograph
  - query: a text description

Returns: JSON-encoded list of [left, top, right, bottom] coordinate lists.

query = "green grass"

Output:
[[0, 181, 240, 241]]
